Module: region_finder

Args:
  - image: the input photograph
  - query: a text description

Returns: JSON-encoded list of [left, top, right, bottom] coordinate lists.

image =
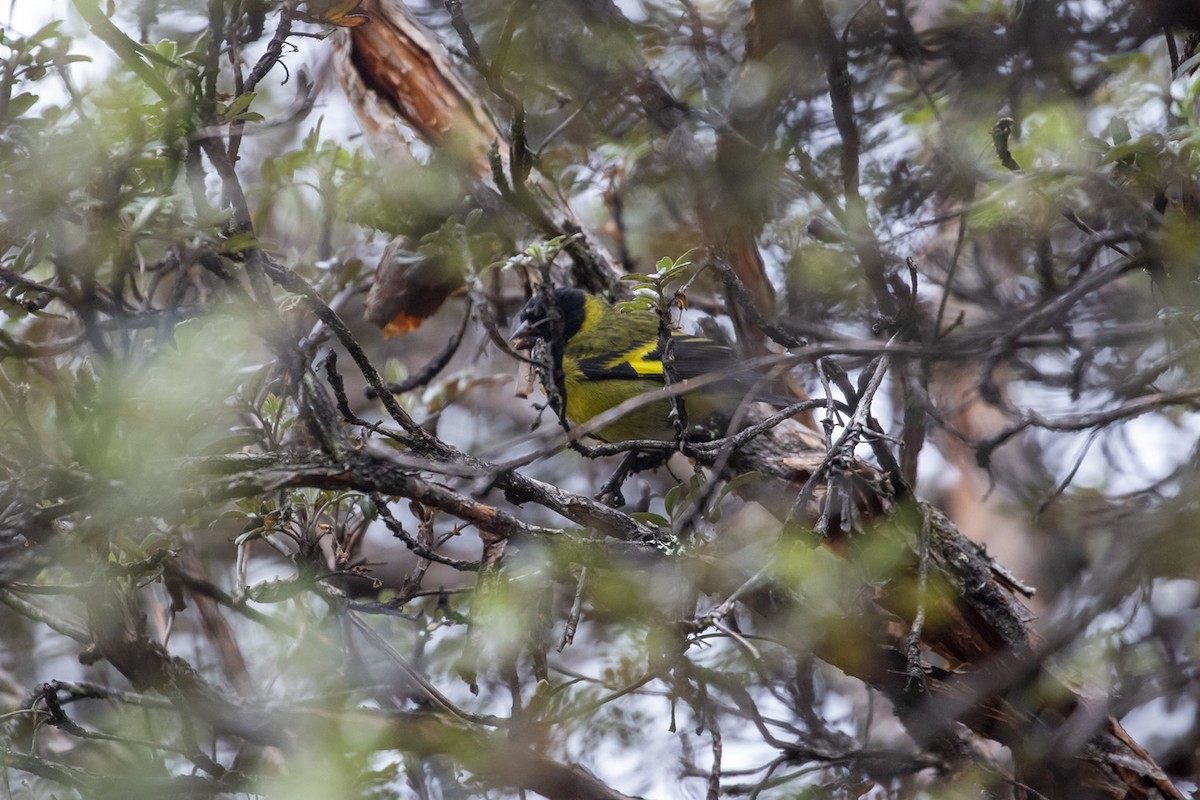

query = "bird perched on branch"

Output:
[[510, 287, 754, 443]]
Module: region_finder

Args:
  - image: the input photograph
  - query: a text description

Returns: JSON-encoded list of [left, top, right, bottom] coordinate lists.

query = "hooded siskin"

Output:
[[512, 288, 751, 442]]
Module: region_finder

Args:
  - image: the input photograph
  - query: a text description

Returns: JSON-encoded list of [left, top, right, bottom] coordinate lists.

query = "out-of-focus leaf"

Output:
[[71, 0, 178, 103], [7, 93, 39, 118], [246, 577, 307, 603]]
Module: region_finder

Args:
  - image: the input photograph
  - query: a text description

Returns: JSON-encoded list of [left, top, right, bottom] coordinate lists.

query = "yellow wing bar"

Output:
[[575, 334, 730, 380]]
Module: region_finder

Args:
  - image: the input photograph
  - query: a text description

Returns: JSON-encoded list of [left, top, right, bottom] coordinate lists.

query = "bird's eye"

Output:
[[522, 301, 546, 323]]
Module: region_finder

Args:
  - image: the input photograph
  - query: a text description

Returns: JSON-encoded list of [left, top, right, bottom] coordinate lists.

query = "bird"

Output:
[[510, 287, 753, 443]]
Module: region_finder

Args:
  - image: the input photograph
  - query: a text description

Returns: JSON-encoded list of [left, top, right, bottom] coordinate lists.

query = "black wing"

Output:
[[574, 332, 735, 381]]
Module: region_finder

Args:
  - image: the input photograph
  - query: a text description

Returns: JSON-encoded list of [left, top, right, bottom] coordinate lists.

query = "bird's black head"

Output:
[[511, 287, 587, 348]]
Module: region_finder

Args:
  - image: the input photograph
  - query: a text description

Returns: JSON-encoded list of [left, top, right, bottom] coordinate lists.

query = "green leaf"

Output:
[[234, 529, 264, 547], [31, 21, 64, 43], [224, 231, 260, 252], [261, 392, 283, 419], [71, 0, 178, 103], [664, 482, 688, 518], [223, 91, 257, 119], [1102, 135, 1165, 165], [6, 93, 38, 118], [720, 471, 763, 500], [153, 39, 177, 62], [384, 358, 408, 386], [246, 577, 306, 603], [615, 298, 655, 312], [630, 512, 670, 527], [1106, 116, 1131, 145]]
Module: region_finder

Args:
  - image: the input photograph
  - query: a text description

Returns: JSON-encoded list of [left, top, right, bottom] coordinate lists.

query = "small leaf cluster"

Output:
[[617, 251, 696, 314]]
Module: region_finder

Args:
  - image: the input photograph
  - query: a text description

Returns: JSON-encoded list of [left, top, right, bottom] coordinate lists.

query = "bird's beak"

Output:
[[510, 319, 537, 350]]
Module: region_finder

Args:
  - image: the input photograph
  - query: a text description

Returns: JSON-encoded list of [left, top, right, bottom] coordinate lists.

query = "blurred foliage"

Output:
[[1, 1, 1200, 799]]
